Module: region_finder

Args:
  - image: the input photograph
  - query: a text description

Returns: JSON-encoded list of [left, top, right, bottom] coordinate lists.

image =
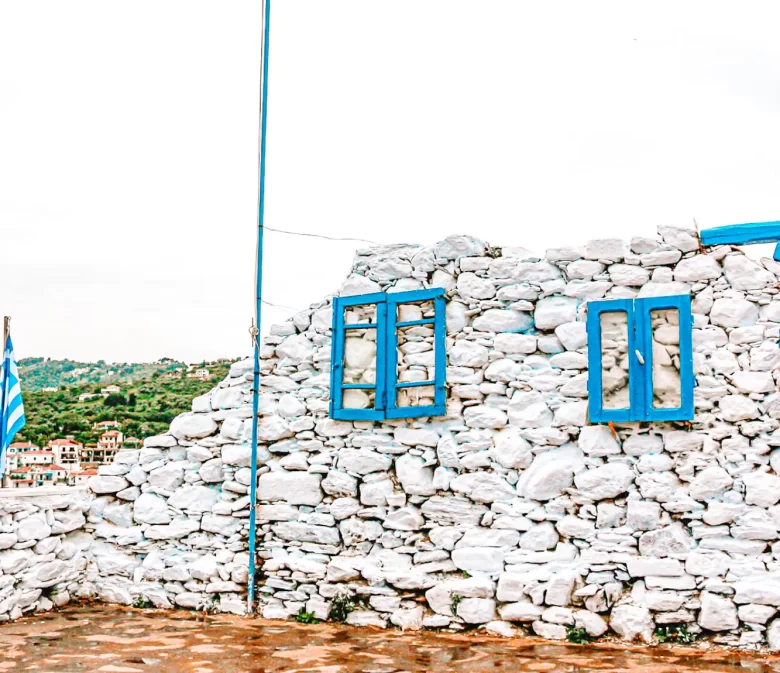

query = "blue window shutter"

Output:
[[635, 294, 694, 422], [330, 292, 387, 422], [586, 298, 636, 423], [385, 288, 447, 420]]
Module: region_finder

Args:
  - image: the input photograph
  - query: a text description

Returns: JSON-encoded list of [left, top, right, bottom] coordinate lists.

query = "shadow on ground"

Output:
[[2, 604, 780, 672]]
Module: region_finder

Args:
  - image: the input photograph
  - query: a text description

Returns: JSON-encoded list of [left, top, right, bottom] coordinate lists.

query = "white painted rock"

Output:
[[698, 591, 738, 632], [743, 471, 780, 508], [724, 254, 775, 290], [574, 463, 634, 500], [258, 472, 323, 506], [170, 413, 217, 440], [133, 493, 171, 525], [457, 598, 496, 624], [395, 454, 435, 496], [710, 298, 759, 328], [534, 297, 578, 330], [609, 605, 654, 643]]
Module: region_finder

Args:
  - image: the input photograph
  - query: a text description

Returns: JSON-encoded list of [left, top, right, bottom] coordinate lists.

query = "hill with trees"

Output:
[[16, 359, 237, 449]]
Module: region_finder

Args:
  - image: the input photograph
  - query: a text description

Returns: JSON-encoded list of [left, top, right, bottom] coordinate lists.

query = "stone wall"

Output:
[[81, 226, 780, 649], [0, 488, 90, 621]]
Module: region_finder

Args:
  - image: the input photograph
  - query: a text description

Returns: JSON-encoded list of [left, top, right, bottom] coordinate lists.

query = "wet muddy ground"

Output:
[[2, 604, 780, 673]]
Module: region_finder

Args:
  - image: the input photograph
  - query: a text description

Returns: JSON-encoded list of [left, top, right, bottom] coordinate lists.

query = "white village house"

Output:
[[7, 225, 780, 649]]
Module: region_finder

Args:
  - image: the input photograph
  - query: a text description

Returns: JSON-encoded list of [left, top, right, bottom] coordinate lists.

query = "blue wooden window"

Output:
[[700, 220, 780, 261], [587, 294, 693, 423], [330, 288, 446, 421]]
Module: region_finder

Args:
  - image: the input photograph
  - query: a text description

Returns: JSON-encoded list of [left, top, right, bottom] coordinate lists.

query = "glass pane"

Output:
[[600, 312, 630, 410], [396, 385, 436, 408], [344, 304, 377, 325], [397, 299, 436, 323], [343, 387, 375, 409], [397, 324, 436, 383], [651, 308, 681, 409], [342, 331, 377, 384]]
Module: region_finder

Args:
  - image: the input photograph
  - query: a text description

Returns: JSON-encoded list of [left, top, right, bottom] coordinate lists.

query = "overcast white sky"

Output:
[[2, 1, 780, 363]]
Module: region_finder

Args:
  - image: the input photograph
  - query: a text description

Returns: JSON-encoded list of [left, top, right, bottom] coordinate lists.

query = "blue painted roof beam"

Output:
[[699, 221, 780, 261]]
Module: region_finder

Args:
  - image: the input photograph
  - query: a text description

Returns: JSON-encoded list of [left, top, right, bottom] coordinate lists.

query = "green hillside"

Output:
[[15, 359, 238, 449], [18, 357, 190, 392]]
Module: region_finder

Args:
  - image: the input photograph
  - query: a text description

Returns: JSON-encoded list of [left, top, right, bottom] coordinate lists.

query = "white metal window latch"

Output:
[[635, 350, 645, 365]]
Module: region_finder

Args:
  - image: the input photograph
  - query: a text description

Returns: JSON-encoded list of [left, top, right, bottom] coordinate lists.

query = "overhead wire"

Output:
[[260, 224, 383, 246]]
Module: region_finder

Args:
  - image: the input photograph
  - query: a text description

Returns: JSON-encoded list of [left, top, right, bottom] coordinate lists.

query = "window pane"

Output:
[[397, 299, 436, 322], [600, 312, 630, 410], [650, 308, 681, 409], [396, 385, 436, 408], [397, 324, 436, 383], [344, 304, 377, 325], [343, 387, 376, 409], [342, 331, 377, 384]]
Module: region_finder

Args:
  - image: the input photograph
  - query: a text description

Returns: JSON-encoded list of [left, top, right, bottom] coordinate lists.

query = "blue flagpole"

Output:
[[247, 0, 271, 615]]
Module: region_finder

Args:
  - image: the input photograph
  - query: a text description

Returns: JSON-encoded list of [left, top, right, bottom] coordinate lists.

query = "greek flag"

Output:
[[0, 335, 25, 477]]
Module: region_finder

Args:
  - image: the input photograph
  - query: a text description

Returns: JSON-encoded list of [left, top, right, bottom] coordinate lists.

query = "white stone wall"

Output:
[[0, 489, 90, 621], [82, 227, 780, 648]]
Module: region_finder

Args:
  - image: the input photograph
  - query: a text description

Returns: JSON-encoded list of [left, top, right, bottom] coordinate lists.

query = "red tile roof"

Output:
[[9, 442, 39, 450], [48, 464, 67, 471], [48, 439, 83, 447]]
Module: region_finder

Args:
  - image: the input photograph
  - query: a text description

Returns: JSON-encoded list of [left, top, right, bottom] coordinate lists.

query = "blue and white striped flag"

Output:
[[0, 335, 26, 477]]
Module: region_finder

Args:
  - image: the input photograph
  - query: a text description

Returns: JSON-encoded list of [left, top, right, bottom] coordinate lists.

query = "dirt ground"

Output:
[[2, 604, 780, 673]]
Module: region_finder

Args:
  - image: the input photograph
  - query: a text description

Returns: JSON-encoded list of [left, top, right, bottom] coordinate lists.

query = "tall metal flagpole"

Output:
[[247, 0, 272, 615]]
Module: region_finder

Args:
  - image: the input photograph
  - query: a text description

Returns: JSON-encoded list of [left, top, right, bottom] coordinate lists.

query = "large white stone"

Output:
[[578, 425, 621, 457], [609, 605, 654, 643], [689, 465, 733, 501], [425, 576, 494, 615], [534, 297, 578, 330], [88, 476, 129, 494], [168, 485, 219, 513], [673, 255, 722, 282], [338, 449, 392, 475], [457, 272, 496, 300], [724, 254, 775, 290], [451, 547, 505, 574], [507, 391, 552, 428], [464, 405, 508, 429], [518, 444, 583, 501], [450, 472, 515, 503], [638, 524, 694, 558], [170, 413, 217, 440], [133, 493, 171, 525], [435, 235, 486, 260], [258, 471, 323, 506], [457, 598, 496, 624], [472, 309, 533, 334], [395, 454, 435, 495], [719, 395, 760, 422], [698, 592, 738, 632], [744, 471, 780, 508], [710, 298, 759, 328], [449, 340, 490, 367], [574, 463, 634, 501], [494, 333, 537, 354]]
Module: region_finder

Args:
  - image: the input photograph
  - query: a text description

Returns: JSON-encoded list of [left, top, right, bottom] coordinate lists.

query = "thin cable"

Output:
[[260, 224, 383, 246], [261, 299, 299, 313]]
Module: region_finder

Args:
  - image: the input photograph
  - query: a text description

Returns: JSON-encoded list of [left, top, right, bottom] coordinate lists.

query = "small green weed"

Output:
[[655, 624, 697, 644], [295, 607, 320, 624], [566, 627, 595, 644], [450, 593, 463, 615], [131, 596, 153, 609], [461, 571, 471, 578], [329, 594, 355, 623]]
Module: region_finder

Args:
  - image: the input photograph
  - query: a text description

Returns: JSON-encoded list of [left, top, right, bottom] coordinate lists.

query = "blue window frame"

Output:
[[330, 288, 446, 421], [587, 294, 694, 423]]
